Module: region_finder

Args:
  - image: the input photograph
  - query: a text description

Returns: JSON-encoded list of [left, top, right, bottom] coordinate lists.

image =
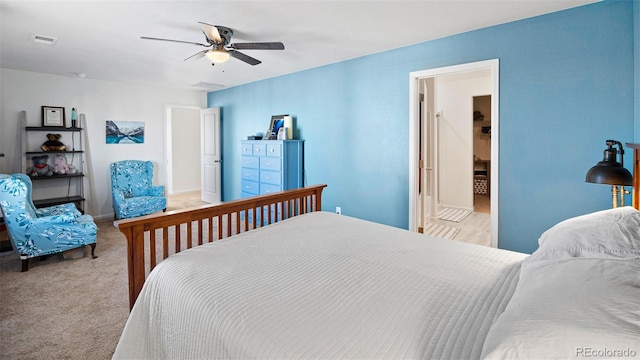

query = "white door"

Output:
[[201, 107, 221, 203]]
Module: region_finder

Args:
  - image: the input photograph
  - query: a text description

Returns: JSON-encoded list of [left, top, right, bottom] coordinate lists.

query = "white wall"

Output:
[[436, 70, 491, 210], [0, 68, 206, 219]]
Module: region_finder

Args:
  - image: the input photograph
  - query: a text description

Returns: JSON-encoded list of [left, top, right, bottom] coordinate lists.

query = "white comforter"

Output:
[[113, 212, 527, 359]]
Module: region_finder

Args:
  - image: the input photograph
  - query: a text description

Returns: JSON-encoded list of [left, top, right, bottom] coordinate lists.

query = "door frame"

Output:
[[408, 59, 500, 248], [164, 104, 203, 195]]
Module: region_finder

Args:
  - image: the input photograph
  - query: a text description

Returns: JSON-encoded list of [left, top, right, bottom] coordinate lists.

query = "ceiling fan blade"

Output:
[[229, 50, 261, 66], [231, 42, 285, 50], [140, 36, 209, 47], [198, 22, 222, 43], [184, 49, 208, 62]]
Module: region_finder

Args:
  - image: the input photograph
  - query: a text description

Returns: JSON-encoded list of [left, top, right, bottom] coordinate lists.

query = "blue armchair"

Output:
[[110, 160, 167, 220], [0, 174, 97, 271]]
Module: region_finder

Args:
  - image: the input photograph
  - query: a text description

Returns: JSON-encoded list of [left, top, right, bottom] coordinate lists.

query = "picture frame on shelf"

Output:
[[42, 106, 66, 127]]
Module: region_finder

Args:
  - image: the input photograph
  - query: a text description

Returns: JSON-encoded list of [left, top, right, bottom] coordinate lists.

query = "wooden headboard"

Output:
[[627, 143, 639, 210]]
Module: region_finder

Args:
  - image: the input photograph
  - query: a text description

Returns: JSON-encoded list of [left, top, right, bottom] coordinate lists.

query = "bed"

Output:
[[113, 184, 640, 359]]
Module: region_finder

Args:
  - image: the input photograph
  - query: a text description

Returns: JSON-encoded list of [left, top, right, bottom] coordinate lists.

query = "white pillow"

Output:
[[532, 206, 640, 260], [481, 256, 640, 359]]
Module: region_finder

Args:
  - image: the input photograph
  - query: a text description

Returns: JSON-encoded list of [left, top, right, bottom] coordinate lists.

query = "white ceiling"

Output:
[[0, 0, 599, 92]]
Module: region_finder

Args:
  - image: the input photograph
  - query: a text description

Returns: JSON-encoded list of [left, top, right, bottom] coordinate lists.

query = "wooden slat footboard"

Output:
[[116, 184, 327, 310]]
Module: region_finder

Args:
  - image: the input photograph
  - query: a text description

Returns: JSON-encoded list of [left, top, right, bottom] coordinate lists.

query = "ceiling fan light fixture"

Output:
[[206, 49, 230, 64]]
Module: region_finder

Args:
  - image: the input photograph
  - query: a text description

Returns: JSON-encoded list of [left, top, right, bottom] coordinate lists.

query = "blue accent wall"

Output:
[[209, 0, 635, 254]]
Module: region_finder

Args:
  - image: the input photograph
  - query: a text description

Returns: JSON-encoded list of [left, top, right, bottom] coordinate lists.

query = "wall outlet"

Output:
[[336, 206, 342, 215]]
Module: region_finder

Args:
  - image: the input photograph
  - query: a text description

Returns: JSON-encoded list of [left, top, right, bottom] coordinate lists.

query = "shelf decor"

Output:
[[21, 110, 87, 213], [41, 106, 66, 127]]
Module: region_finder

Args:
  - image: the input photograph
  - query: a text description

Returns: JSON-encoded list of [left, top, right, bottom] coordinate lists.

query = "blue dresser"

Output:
[[240, 140, 304, 198]]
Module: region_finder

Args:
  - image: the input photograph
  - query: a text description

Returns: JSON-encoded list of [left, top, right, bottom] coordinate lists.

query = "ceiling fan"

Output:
[[141, 22, 284, 66]]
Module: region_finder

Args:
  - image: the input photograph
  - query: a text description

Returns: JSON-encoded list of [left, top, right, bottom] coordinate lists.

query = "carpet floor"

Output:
[[0, 191, 208, 359], [0, 219, 129, 359]]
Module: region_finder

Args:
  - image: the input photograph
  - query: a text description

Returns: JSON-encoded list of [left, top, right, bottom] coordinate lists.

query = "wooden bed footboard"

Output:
[[116, 184, 327, 310]]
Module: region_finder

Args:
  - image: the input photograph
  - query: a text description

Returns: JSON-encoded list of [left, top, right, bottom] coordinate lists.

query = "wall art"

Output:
[[106, 120, 145, 144]]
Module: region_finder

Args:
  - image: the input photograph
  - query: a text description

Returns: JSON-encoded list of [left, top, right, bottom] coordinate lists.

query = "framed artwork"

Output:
[[105, 120, 145, 144], [266, 114, 287, 140], [42, 106, 66, 127]]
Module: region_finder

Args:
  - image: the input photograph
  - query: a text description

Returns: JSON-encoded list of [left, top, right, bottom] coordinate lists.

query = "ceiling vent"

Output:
[[31, 34, 58, 45], [191, 81, 227, 90]]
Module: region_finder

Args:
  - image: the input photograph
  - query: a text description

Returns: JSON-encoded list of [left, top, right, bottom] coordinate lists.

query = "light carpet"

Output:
[[0, 192, 208, 360], [0, 219, 129, 360], [422, 222, 460, 240], [438, 207, 472, 222]]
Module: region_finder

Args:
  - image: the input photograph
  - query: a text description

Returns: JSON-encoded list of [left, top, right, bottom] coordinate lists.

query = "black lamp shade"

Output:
[[585, 148, 633, 186]]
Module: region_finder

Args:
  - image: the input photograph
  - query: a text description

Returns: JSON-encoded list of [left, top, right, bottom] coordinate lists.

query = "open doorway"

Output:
[[165, 105, 202, 195], [473, 95, 491, 214], [409, 59, 499, 248], [165, 105, 221, 208]]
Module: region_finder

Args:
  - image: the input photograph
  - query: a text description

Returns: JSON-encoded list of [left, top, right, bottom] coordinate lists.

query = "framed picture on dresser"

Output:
[[266, 114, 287, 140]]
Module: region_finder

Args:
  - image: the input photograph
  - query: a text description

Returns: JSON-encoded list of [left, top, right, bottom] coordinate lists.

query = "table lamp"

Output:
[[585, 140, 633, 208]]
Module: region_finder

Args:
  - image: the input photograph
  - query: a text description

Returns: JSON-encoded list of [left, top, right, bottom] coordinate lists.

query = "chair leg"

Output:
[[90, 243, 97, 259], [21, 258, 29, 272]]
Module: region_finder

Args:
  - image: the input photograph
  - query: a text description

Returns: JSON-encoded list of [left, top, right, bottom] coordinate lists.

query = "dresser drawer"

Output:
[[266, 143, 282, 157], [240, 140, 304, 199], [241, 168, 259, 182], [260, 170, 282, 186], [260, 183, 282, 195], [253, 143, 267, 156], [241, 180, 259, 195], [241, 191, 255, 199], [240, 143, 253, 155], [260, 157, 281, 171], [241, 156, 259, 169]]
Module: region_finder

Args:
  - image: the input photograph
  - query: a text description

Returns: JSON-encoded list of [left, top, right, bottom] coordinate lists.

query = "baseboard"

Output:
[[93, 213, 116, 221], [169, 189, 201, 195]]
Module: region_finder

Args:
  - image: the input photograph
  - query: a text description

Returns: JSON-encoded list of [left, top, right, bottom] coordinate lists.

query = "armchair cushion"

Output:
[[110, 160, 167, 219], [35, 203, 81, 218]]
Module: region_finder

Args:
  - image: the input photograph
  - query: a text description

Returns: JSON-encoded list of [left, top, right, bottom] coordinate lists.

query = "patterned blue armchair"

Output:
[[0, 174, 97, 271], [110, 160, 167, 220]]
